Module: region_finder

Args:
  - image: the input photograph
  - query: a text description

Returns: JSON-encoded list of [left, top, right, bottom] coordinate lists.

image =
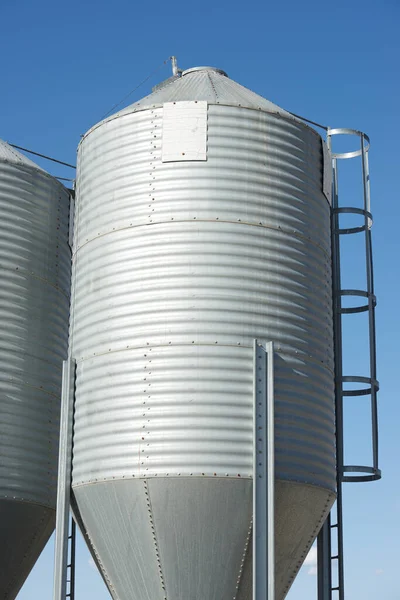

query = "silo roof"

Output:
[[0, 138, 46, 171], [109, 66, 303, 123]]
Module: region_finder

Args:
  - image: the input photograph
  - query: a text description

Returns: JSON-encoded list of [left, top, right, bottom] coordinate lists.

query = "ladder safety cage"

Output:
[[318, 128, 381, 600], [328, 127, 380, 485]]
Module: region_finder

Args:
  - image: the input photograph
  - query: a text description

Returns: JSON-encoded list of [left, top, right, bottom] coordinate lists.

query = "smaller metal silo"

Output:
[[0, 140, 72, 599]]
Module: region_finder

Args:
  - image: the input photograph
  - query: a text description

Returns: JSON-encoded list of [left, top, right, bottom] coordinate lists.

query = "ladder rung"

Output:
[[331, 555, 339, 560], [331, 523, 338, 528], [332, 587, 339, 591]]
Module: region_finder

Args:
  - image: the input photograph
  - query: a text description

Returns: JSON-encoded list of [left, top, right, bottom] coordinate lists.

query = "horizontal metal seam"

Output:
[[0, 265, 70, 299], [72, 476, 336, 489], [74, 343, 334, 375], [0, 496, 54, 510], [79, 103, 322, 146], [0, 377, 61, 398], [73, 219, 331, 260]]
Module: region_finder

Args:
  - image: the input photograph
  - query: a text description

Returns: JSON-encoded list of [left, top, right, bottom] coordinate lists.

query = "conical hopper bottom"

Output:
[[73, 477, 334, 600], [0, 500, 54, 600]]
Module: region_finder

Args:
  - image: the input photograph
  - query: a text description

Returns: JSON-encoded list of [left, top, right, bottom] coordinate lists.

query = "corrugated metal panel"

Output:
[[71, 92, 335, 599], [71, 223, 331, 355], [72, 106, 334, 485], [0, 141, 71, 598], [76, 107, 328, 252], [73, 344, 333, 487]]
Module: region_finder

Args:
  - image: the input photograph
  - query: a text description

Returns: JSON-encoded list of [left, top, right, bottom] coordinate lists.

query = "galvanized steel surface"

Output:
[[73, 477, 334, 600], [70, 70, 335, 599], [72, 104, 334, 488], [0, 140, 71, 598]]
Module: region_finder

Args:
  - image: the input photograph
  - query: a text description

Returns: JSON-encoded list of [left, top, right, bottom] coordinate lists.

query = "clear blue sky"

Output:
[[1, 0, 398, 598]]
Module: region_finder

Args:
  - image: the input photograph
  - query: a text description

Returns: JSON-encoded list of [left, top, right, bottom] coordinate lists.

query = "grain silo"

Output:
[[64, 66, 336, 600], [0, 140, 72, 599]]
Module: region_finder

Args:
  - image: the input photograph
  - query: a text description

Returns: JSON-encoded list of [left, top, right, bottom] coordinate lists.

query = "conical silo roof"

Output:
[[0, 139, 46, 171], [121, 66, 300, 117], [84, 66, 304, 140]]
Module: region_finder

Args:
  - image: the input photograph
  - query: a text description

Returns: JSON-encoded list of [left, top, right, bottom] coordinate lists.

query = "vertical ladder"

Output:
[[66, 516, 76, 600], [318, 129, 381, 600], [317, 445, 345, 599]]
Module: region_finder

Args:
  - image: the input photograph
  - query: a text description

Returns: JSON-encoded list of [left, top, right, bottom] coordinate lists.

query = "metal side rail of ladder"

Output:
[[66, 517, 76, 600], [318, 486, 345, 599], [317, 128, 381, 600]]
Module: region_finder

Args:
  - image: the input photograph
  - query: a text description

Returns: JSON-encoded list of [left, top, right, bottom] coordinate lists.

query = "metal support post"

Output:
[[53, 359, 76, 600], [253, 340, 275, 600]]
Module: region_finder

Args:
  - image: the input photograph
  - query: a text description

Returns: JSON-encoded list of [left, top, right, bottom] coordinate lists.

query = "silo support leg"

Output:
[[253, 340, 275, 600], [53, 359, 76, 600], [317, 515, 332, 600]]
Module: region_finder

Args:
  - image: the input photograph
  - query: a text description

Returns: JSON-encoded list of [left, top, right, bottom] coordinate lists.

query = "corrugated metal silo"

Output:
[[70, 67, 336, 600], [0, 140, 71, 599]]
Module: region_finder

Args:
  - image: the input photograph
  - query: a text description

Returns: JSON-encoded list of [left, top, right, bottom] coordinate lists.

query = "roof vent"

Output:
[[182, 66, 228, 77]]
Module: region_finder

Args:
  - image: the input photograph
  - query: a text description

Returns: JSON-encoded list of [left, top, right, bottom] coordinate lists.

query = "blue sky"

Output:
[[1, 0, 398, 598]]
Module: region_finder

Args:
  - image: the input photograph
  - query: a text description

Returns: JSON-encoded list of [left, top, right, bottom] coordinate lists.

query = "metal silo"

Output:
[[0, 140, 72, 599], [69, 67, 336, 600]]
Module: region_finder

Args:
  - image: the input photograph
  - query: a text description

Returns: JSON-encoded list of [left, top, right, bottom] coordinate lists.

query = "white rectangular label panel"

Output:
[[162, 101, 208, 162]]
